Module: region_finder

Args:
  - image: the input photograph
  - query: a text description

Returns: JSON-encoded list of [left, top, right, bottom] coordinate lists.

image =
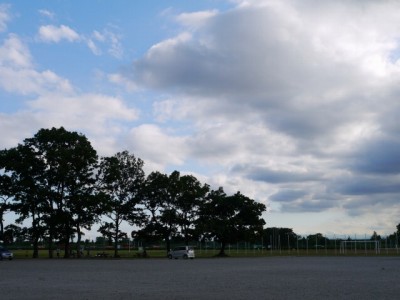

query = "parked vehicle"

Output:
[[168, 246, 195, 259], [0, 247, 13, 260]]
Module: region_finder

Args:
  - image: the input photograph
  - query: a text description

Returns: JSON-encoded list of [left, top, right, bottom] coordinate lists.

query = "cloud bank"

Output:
[[118, 0, 400, 233], [2, 0, 400, 235]]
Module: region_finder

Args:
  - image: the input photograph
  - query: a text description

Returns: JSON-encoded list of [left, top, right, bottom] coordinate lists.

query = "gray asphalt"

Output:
[[1, 256, 399, 299]]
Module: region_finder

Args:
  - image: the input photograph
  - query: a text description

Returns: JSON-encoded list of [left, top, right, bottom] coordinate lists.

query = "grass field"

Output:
[[10, 247, 400, 259]]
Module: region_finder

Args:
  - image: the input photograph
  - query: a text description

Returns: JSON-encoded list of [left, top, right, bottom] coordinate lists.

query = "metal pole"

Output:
[[354, 234, 357, 255], [364, 234, 367, 256], [306, 238, 308, 255], [334, 235, 336, 255], [386, 237, 388, 255], [270, 235, 272, 255], [278, 235, 281, 255]]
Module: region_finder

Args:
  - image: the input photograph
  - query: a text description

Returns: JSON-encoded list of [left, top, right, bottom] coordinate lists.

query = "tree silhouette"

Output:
[[97, 151, 145, 257]]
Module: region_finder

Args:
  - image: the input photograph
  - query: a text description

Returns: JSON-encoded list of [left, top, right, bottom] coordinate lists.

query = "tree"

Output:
[[371, 231, 382, 241], [97, 151, 145, 257], [198, 189, 266, 256], [0, 143, 47, 258], [26, 127, 99, 258], [170, 171, 209, 245], [0, 172, 13, 243], [138, 171, 175, 253], [263, 227, 298, 250], [99, 222, 126, 246], [0, 127, 100, 258], [2, 224, 22, 244]]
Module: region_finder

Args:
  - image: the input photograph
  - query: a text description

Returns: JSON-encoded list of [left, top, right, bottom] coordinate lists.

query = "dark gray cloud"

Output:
[[348, 138, 400, 175], [233, 165, 321, 184], [281, 199, 335, 213], [331, 174, 400, 196], [270, 189, 307, 202]]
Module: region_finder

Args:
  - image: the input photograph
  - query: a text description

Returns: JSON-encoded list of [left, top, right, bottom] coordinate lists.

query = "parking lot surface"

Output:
[[1, 256, 399, 299]]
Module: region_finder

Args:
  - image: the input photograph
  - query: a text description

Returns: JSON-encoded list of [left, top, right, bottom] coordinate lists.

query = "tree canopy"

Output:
[[198, 188, 266, 256], [0, 127, 99, 258], [0, 127, 267, 257]]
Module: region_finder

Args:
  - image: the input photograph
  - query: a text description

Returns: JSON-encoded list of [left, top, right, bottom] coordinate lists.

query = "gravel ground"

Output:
[[1, 256, 399, 299]]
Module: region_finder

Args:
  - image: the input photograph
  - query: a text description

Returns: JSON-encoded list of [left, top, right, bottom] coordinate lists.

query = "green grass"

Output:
[[11, 247, 400, 259]]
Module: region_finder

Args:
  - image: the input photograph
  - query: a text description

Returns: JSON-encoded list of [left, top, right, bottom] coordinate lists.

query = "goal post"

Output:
[[339, 240, 380, 254]]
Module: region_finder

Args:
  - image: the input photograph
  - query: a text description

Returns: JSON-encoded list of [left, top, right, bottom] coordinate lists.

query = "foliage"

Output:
[[170, 171, 209, 245], [97, 150, 145, 257], [370, 231, 382, 241], [136, 171, 174, 251], [1, 127, 272, 256], [198, 188, 266, 256], [264, 227, 297, 250], [0, 127, 100, 258]]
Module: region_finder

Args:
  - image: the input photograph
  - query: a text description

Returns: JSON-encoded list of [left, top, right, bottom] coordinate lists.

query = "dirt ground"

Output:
[[1, 256, 399, 299]]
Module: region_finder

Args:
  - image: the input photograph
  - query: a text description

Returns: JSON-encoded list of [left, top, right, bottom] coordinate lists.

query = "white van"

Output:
[[168, 246, 195, 259]]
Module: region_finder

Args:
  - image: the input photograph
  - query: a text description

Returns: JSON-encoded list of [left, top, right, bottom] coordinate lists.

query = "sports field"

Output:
[[1, 256, 399, 299]]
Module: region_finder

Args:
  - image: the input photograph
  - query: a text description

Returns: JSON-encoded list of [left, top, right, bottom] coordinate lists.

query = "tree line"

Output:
[[0, 127, 266, 258]]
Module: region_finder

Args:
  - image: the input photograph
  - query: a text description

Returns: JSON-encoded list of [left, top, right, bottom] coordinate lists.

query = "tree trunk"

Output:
[[64, 240, 70, 258], [165, 232, 171, 255], [64, 228, 71, 258], [0, 208, 4, 240], [32, 214, 39, 258], [76, 226, 82, 258], [48, 233, 54, 258], [32, 236, 39, 258], [217, 240, 228, 257], [114, 218, 119, 258]]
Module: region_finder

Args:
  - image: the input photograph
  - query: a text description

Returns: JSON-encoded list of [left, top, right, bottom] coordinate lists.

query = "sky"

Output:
[[1, 0, 400, 238]]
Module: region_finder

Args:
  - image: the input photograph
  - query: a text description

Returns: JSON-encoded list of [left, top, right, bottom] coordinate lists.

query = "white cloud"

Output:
[[0, 92, 140, 157], [86, 28, 123, 59], [0, 111, 42, 148], [0, 34, 32, 68], [0, 34, 73, 95], [38, 9, 55, 19], [92, 30, 105, 42], [38, 24, 80, 43], [0, 32, 134, 157], [119, 0, 400, 234], [28, 93, 139, 147], [86, 38, 101, 55], [108, 73, 138, 91], [0, 4, 11, 32], [175, 10, 218, 29], [36, 23, 123, 59], [126, 124, 188, 171]]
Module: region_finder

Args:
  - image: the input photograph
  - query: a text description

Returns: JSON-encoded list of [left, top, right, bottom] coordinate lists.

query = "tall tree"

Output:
[[138, 171, 181, 253], [1, 127, 100, 258], [198, 189, 266, 256], [26, 127, 99, 258], [0, 144, 47, 258], [97, 151, 145, 257], [170, 171, 209, 245], [0, 171, 13, 243]]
